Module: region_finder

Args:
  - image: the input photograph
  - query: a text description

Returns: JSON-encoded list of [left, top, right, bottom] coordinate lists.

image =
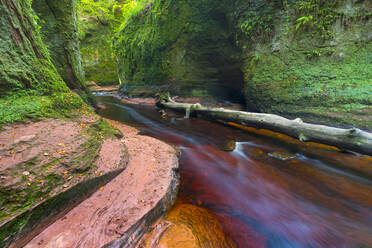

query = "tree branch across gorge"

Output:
[[156, 93, 372, 156]]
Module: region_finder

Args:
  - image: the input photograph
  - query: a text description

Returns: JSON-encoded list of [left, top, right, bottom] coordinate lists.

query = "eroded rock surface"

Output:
[[25, 120, 179, 248], [0, 116, 128, 247]]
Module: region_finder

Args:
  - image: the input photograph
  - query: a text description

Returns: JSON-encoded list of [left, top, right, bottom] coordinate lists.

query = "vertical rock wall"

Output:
[[114, 0, 371, 128], [239, 0, 372, 128], [32, 0, 86, 91], [0, 0, 68, 96], [115, 0, 245, 102]]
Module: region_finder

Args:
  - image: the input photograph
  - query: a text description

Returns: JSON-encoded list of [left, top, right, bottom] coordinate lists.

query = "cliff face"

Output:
[[115, 0, 245, 101], [115, 0, 371, 128], [79, 21, 118, 86], [240, 0, 372, 129], [0, 0, 86, 125], [32, 0, 86, 91], [32, 0, 96, 105], [0, 0, 68, 96]]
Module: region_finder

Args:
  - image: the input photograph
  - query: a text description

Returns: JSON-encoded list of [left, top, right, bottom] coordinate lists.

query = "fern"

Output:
[[296, 15, 313, 31]]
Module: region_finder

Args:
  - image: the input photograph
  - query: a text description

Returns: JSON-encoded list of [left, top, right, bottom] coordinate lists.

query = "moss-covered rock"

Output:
[[32, 0, 85, 90], [115, 0, 245, 101], [239, 0, 372, 129], [115, 0, 371, 128], [78, 18, 118, 86], [0, 117, 127, 247], [0, 0, 96, 124], [31, 0, 97, 106], [0, 0, 68, 97]]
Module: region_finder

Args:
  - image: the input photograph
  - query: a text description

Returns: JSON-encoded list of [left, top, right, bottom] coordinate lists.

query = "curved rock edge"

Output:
[[102, 165, 180, 248], [1, 140, 129, 248]]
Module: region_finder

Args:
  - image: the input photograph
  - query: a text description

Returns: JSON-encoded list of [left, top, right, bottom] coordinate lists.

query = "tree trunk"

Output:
[[156, 94, 372, 156]]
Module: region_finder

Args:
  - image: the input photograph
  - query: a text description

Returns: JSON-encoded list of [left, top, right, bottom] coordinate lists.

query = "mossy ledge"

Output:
[[0, 117, 128, 247]]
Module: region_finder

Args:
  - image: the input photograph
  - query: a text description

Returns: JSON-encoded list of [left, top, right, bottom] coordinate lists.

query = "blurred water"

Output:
[[96, 95, 372, 248]]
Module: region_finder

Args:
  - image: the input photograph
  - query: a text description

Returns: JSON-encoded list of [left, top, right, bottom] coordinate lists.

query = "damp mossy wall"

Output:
[[0, 0, 88, 125], [0, 0, 68, 97], [239, 0, 372, 129], [115, 0, 371, 128], [79, 19, 118, 86], [32, 0, 86, 91], [115, 0, 245, 101], [32, 0, 96, 106]]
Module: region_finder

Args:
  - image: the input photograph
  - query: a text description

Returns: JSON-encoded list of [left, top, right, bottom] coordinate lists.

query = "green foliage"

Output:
[[236, 0, 279, 42], [235, 0, 342, 44], [239, 13, 274, 39], [30, 11, 42, 33], [296, 15, 313, 31], [294, 0, 339, 39], [305, 49, 322, 59], [243, 41, 372, 128], [114, 0, 245, 98], [77, 0, 143, 85], [78, 0, 141, 34]]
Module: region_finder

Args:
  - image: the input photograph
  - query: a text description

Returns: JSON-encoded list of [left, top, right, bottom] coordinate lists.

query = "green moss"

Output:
[[32, 0, 86, 90], [88, 118, 122, 139], [0, 92, 86, 126], [31, 0, 97, 108], [0, 0, 69, 97], [0, 119, 117, 227], [0, 0, 97, 125], [77, 1, 123, 86], [241, 0, 372, 129], [84, 60, 118, 86], [115, 0, 244, 100]]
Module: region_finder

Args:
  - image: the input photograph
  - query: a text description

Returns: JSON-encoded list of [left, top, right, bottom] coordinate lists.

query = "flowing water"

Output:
[[96, 95, 372, 248]]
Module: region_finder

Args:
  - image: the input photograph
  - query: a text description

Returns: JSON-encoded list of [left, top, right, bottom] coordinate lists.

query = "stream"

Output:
[[96, 95, 372, 248]]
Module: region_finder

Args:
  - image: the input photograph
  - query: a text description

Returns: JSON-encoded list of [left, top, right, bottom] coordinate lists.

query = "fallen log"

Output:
[[156, 93, 372, 156]]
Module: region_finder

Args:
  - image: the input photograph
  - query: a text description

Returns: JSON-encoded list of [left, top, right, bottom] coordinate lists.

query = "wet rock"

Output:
[[218, 140, 236, 152], [268, 151, 297, 161]]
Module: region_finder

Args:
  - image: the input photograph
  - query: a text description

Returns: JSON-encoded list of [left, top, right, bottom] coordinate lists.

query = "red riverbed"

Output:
[[97, 95, 372, 248]]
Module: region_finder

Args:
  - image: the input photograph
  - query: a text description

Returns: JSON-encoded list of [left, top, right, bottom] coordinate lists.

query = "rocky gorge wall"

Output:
[[115, 0, 245, 101], [0, 0, 68, 97], [115, 0, 371, 129], [0, 0, 88, 124], [31, 0, 95, 105], [32, 0, 85, 90], [239, 0, 372, 129], [77, 9, 118, 86]]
